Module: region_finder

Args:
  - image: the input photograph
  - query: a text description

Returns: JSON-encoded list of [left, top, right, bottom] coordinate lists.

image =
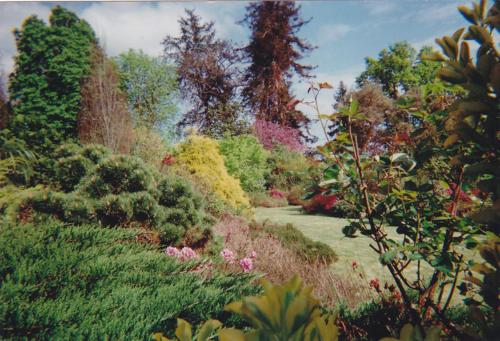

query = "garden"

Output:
[[0, 1, 498, 340]]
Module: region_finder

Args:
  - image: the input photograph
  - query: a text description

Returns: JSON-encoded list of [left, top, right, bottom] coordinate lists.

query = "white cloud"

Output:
[[316, 23, 352, 45], [0, 2, 50, 73], [365, 2, 397, 15]]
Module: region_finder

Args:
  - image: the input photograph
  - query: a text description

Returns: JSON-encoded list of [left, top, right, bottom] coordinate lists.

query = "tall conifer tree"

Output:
[[9, 6, 96, 150], [241, 1, 314, 132]]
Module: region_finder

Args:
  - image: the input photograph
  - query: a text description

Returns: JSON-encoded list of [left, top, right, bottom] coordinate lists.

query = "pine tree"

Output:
[[241, 1, 315, 131], [8, 6, 96, 151], [163, 10, 246, 138]]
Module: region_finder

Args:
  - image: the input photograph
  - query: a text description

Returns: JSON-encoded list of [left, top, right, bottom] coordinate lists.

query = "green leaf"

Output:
[[380, 249, 398, 265]]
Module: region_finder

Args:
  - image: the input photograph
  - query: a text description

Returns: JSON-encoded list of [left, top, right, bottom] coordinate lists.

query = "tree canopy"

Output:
[[8, 6, 96, 151]]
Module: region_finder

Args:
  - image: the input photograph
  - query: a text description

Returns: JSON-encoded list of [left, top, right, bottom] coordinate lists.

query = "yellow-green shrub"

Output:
[[131, 126, 170, 168], [173, 135, 250, 210]]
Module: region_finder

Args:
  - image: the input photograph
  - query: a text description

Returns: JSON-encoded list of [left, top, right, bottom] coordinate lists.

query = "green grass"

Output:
[[255, 206, 481, 288]]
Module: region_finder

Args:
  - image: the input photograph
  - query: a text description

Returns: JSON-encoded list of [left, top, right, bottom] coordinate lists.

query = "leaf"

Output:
[[380, 250, 398, 265], [421, 51, 446, 62], [218, 328, 247, 341], [197, 320, 222, 341], [319, 82, 333, 89], [175, 319, 192, 341], [438, 68, 467, 84], [459, 41, 470, 66], [458, 5, 477, 24], [443, 134, 460, 147], [452, 27, 465, 42]]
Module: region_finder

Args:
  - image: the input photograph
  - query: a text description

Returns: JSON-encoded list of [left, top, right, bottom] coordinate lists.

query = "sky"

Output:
[[0, 0, 468, 140]]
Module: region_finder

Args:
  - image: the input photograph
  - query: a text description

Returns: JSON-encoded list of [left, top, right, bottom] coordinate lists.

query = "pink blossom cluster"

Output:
[[269, 188, 286, 199], [165, 246, 198, 261], [253, 119, 305, 153], [220, 248, 257, 272]]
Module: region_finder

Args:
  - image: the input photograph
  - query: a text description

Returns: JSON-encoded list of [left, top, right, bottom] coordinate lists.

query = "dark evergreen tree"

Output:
[[163, 10, 247, 138], [8, 6, 96, 151], [241, 1, 315, 132]]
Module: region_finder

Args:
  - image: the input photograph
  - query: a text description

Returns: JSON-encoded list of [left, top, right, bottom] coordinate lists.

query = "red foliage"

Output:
[[254, 119, 305, 152], [161, 153, 175, 166], [269, 188, 286, 199]]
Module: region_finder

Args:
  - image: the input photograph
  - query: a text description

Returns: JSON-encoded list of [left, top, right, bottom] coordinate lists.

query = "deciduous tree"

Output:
[[77, 45, 133, 154], [115, 49, 179, 140]]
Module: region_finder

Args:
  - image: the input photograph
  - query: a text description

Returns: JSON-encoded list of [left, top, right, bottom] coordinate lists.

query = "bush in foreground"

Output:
[[0, 220, 258, 339]]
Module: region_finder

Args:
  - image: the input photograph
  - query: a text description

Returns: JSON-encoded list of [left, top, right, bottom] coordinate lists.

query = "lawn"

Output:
[[255, 206, 481, 290]]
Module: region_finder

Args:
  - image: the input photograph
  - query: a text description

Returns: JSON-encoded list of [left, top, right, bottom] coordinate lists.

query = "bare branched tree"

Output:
[[78, 45, 133, 153]]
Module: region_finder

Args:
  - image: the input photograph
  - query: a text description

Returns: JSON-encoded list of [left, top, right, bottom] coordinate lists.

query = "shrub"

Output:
[[0, 220, 259, 339], [79, 155, 155, 197], [254, 221, 338, 264], [56, 155, 93, 192], [6, 143, 211, 246], [131, 126, 170, 168], [248, 191, 288, 208], [253, 119, 305, 152], [173, 135, 250, 210], [266, 145, 315, 191], [219, 134, 270, 193]]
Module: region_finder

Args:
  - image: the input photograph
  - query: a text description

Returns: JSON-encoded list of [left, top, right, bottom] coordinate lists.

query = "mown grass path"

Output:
[[255, 206, 481, 291]]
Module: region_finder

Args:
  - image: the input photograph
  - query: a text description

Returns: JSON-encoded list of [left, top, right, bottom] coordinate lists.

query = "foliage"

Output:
[[266, 145, 317, 192], [131, 126, 171, 168], [0, 220, 258, 339], [77, 44, 133, 154], [0, 130, 38, 186], [380, 324, 441, 341], [356, 42, 441, 99], [0, 73, 11, 130], [163, 10, 245, 138], [253, 119, 305, 153], [8, 6, 96, 151], [219, 134, 270, 193], [428, 0, 499, 232], [115, 49, 179, 137], [5, 143, 209, 246], [313, 73, 484, 337], [241, 2, 314, 134], [173, 134, 250, 210], [248, 191, 288, 208], [253, 221, 337, 264], [156, 276, 339, 341]]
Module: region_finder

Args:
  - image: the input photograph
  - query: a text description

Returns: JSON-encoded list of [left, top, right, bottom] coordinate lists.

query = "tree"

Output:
[[163, 10, 246, 138], [0, 72, 10, 130], [77, 45, 133, 154], [114, 49, 179, 140], [8, 6, 96, 151], [241, 1, 315, 131], [356, 42, 440, 99]]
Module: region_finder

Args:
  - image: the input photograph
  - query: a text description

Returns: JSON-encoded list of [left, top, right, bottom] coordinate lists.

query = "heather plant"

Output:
[[173, 134, 250, 210], [253, 119, 305, 153], [219, 134, 270, 193]]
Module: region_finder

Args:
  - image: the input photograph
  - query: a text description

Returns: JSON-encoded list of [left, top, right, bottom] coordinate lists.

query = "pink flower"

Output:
[[250, 251, 257, 259], [165, 246, 181, 257], [220, 248, 235, 263], [180, 247, 197, 260], [253, 119, 305, 152], [240, 257, 253, 272]]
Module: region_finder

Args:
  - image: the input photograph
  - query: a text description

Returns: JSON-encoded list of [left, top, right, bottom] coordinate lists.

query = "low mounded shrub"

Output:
[[253, 220, 338, 264], [219, 134, 270, 193], [248, 191, 288, 208], [8, 143, 212, 247], [173, 134, 250, 210], [0, 220, 258, 339]]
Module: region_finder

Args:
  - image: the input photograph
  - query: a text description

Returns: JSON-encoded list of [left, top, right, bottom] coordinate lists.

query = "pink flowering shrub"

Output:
[[253, 119, 305, 152], [164, 246, 198, 261], [269, 188, 286, 199], [220, 248, 236, 263], [239, 257, 253, 272]]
